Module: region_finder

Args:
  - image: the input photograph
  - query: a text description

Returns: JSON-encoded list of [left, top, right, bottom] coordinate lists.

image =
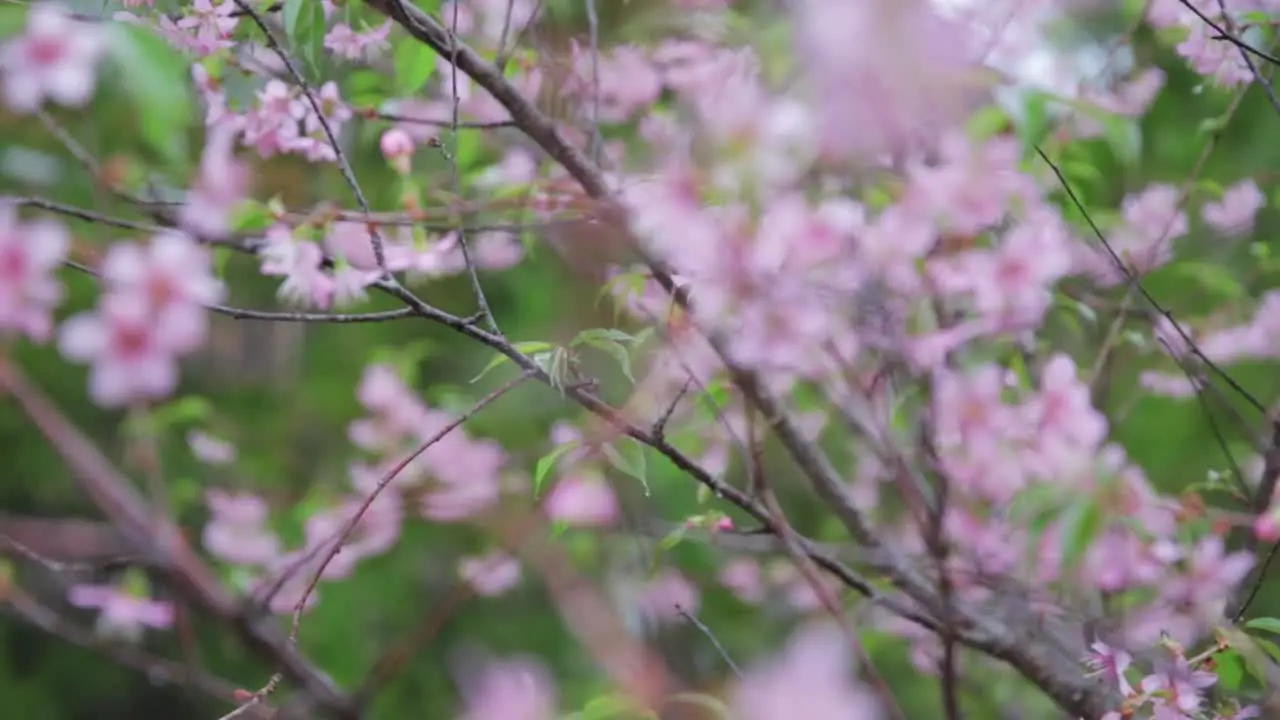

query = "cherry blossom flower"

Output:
[[718, 558, 765, 603], [543, 474, 619, 527], [636, 569, 700, 621], [203, 490, 281, 566], [58, 292, 182, 407], [0, 4, 106, 113], [379, 128, 415, 174], [324, 21, 391, 61], [188, 429, 237, 465], [259, 227, 335, 309], [1202, 179, 1265, 237], [459, 657, 558, 720], [729, 622, 882, 720], [459, 551, 522, 596], [179, 124, 250, 240], [0, 206, 69, 342], [68, 582, 174, 640], [100, 232, 226, 353], [175, 0, 238, 56]]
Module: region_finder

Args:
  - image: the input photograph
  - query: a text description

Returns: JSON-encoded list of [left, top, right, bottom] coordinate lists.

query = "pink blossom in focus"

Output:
[[1202, 179, 1265, 237], [459, 550, 522, 596], [543, 474, 619, 527], [730, 622, 882, 720], [259, 227, 336, 308], [0, 206, 69, 342], [203, 490, 281, 566], [68, 583, 174, 639], [460, 658, 558, 720], [0, 4, 106, 113]]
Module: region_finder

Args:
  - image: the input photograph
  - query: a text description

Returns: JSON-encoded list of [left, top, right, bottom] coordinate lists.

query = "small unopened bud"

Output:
[[379, 128, 415, 174]]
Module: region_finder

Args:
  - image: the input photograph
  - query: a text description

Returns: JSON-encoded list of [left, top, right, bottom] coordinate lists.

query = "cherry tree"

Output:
[[2, 0, 1280, 719]]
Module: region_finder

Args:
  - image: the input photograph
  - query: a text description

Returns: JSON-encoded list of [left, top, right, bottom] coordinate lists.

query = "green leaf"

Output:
[[1098, 113, 1142, 164], [1246, 617, 1280, 635], [230, 200, 275, 233], [0, 4, 28, 39], [283, 0, 326, 71], [666, 693, 730, 719], [394, 37, 439, 95], [657, 525, 686, 554], [471, 341, 553, 382], [602, 437, 648, 494], [1019, 91, 1053, 152], [571, 328, 635, 346], [1216, 648, 1244, 691], [1059, 496, 1104, 568], [533, 441, 579, 496], [966, 104, 1010, 141], [107, 23, 195, 169], [1164, 261, 1244, 300], [582, 337, 635, 382]]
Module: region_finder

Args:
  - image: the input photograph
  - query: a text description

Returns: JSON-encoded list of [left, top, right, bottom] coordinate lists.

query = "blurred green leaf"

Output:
[[602, 437, 648, 494], [394, 36, 439, 95], [107, 23, 195, 169], [284, 0, 326, 71]]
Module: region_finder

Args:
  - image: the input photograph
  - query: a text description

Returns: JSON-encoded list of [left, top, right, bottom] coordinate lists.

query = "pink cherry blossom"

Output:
[[794, 0, 979, 162], [324, 21, 391, 61], [543, 474, 619, 527], [636, 569, 700, 621], [0, 205, 69, 342], [100, 232, 226, 353], [259, 227, 336, 308], [68, 582, 174, 639], [730, 622, 882, 720], [1202, 179, 1265, 237], [179, 124, 250, 240], [202, 490, 281, 566], [718, 558, 765, 603], [0, 4, 106, 113], [459, 657, 558, 720], [459, 551, 522, 596], [379, 127, 415, 174], [303, 494, 403, 580], [58, 292, 181, 407], [188, 429, 236, 465]]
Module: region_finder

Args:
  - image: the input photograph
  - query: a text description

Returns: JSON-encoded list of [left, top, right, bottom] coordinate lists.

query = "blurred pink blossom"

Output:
[[68, 583, 174, 640], [543, 474, 618, 527], [730, 622, 882, 720], [637, 569, 699, 620], [459, 657, 558, 720], [1202, 179, 1265, 237], [180, 124, 250, 240], [459, 551, 522, 596], [188, 429, 237, 465], [203, 490, 280, 566], [0, 205, 68, 342], [718, 558, 765, 603], [58, 293, 181, 407], [0, 4, 106, 113]]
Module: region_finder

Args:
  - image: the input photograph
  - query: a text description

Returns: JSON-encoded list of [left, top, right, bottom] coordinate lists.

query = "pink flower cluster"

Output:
[[58, 232, 225, 407]]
